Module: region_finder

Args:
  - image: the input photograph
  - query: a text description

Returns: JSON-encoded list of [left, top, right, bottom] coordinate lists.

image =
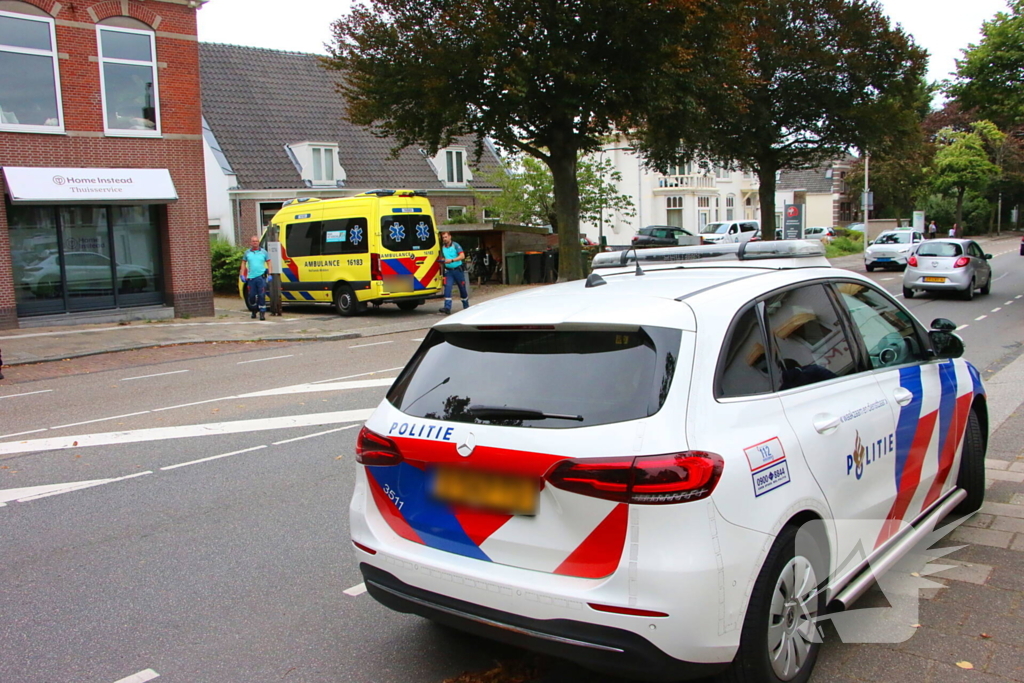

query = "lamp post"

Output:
[[862, 152, 870, 251]]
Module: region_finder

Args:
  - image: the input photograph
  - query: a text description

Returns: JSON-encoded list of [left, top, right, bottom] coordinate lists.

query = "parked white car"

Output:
[[349, 241, 986, 683], [864, 230, 924, 271], [700, 220, 760, 244]]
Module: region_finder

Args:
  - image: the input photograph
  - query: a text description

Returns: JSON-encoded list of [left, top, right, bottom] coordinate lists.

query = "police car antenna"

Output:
[[404, 376, 450, 412], [619, 247, 645, 276]]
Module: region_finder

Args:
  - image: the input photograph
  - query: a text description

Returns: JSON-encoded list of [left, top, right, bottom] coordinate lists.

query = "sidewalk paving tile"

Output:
[[986, 460, 1011, 471], [934, 559, 993, 586], [989, 517, 1024, 534], [1011, 535, 1024, 552], [964, 514, 995, 529], [949, 528, 1014, 549], [985, 642, 1024, 681], [980, 502, 1024, 520], [986, 470, 1024, 484]]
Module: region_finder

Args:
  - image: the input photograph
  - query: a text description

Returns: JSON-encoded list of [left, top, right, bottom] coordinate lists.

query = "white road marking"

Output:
[[112, 669, 159, 683], [0, 409, 374, 457], [1007, 301, 1015, 305], [411, 338, 424, 342], [880, 277, 894, 281], [975, 315, 988, 321], [237, 378, 393, 398], [311, 366, 404, 384], [957, 324, 970, 331], [161, 445, 267, 471], [991, 307, 1002, 313], [271, 424, 359, 445], [0, 428, 48, 440], [349, 341, 393, 349], [0, 389, 53, 400], [236, 354, 294, 365], [51, 411, 151, 430], [151, 398, 225, 412], [0, 471, 152, 506], [1017, 295, 1023, 299], [343, 582, 367, 597], [121, 370, 190, 381]]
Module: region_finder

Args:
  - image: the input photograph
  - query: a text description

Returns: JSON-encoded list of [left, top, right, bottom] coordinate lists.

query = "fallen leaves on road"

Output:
[[443, 659, 540, 683], [956, 661, 974, 670], [911, 624, 922, 628], [980, 633, 991, 639]]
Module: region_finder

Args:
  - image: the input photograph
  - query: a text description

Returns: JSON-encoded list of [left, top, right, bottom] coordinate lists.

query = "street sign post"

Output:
[[783, 204, 804, 240], [267, 229, 283, 317]]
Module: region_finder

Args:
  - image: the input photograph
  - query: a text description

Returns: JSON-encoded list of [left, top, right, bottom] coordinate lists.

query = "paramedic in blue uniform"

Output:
[[241, 235, 271, 320], [439, 231, 470, 314]]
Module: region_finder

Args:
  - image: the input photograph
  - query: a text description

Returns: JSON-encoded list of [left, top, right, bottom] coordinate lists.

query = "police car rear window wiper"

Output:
[[467, 405, 584, 421]]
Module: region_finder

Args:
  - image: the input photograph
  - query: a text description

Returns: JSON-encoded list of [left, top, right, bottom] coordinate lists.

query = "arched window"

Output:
[[0, 1, 64, 133], [97, 18, 160, 136], [726, 194, 736, 220]]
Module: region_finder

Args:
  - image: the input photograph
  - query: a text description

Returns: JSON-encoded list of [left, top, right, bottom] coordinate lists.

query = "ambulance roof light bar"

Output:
[[591, 240, 828, 270], [360, 189, 430, 197]]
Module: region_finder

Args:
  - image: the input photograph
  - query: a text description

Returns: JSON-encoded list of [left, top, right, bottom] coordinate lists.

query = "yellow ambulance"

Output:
[[240, 190, 443, 315]]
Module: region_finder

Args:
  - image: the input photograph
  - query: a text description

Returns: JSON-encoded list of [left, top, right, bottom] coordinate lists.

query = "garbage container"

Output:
[[525, 251, 544, 284], [505, 252, 525, 285], [541, 250, 555, 283]]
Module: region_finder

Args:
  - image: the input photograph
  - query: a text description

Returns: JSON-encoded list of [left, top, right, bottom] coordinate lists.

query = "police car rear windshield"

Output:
[[381, 215, 436, 251], [387, 327, 682, 429]]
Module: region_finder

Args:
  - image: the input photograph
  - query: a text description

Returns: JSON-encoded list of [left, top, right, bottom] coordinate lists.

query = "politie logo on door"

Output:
[[744, 437, 791, 497]]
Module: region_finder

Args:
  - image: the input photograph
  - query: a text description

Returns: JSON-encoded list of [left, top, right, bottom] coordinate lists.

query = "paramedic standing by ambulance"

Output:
[[241, 235, 271, 320], [439, 231, 470, 314]]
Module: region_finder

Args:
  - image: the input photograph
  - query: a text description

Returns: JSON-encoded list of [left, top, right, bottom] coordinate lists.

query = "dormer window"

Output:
[[287, 142, 344, 187], [432, 147, 472, 187]]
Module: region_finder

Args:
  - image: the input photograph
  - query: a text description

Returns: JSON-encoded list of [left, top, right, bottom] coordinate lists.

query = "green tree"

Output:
[[477, 154, 635, 231], [947, 0, 1024, 130], [633, 0, 927, 240], [929, 121, 1005, 228], [325, 0, 734, 280]]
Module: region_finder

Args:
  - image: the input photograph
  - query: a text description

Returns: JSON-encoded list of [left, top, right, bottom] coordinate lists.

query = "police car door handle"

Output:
[[893, 387, 914, 407], [813, 414, 841, 435]]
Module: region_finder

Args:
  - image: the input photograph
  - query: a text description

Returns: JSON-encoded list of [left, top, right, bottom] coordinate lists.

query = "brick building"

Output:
[[0, 0, 212, 329]]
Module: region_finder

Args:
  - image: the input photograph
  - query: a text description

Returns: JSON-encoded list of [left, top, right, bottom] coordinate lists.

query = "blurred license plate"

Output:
[[385, 276, 415, 292], [876, 257, 892, 262], [924, 277, 946, 283], [432, 467, 538, 515]]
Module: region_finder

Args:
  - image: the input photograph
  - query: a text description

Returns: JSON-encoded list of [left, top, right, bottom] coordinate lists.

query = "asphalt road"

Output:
[[1, 248, 1023, 683]]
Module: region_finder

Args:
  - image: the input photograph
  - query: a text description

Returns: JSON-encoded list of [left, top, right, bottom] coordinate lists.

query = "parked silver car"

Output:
[[903, 239, 992, 300], [864, 229, 924, 271]]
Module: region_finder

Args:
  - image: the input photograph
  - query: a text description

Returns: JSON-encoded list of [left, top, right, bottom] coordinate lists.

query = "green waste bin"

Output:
[[505, 252, 525, 285]]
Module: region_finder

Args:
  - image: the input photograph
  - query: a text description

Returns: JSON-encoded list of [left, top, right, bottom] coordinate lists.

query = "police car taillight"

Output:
[[545, 452, 723, 504], [356, 427, 404, 466]]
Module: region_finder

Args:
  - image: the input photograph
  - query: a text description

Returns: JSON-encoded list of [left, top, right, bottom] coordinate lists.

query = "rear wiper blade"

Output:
[[467, 405, 584, 422]]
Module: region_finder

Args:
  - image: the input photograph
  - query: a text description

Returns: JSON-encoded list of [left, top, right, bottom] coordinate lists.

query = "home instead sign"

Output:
[[2, 167, 178, 204]]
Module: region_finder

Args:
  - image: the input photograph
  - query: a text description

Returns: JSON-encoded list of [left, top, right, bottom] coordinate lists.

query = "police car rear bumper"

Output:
[[360, 563, 730, 682]]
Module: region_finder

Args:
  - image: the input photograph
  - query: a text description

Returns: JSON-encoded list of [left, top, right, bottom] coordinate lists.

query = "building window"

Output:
[[698, 196, 710, 208], [667, 196, 684, 209], [446, 150, 465, 184], [0, 8, 64, 133], [312, 147, 336, 182], [97, 24, 160, 136], [447, 206, 466, 220], [483, 208, 499, 222], [726, 194, 736, 220]]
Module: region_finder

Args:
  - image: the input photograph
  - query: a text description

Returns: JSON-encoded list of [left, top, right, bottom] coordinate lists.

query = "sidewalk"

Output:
[[0, 233, 1018, 368], [0, 283, 539, 367]]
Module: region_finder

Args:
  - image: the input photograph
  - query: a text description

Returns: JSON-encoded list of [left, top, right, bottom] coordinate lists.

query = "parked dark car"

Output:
[[631, 225, 698, 247]]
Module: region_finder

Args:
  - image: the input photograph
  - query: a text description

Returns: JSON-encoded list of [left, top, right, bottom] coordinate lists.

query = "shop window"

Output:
[[97, 22, 160, 136], [0, 7, 64, 133]]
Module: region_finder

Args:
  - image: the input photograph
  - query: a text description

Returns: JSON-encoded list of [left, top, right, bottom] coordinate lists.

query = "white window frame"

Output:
[[446, 150, 464, 184], [96, 24, 160, 137], [311, 146, 336, 183], [432, 147, 472, 187], [0, 9, 64, 134]]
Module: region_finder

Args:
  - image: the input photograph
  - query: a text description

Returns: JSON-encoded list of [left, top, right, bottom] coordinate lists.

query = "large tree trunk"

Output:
[[757, 164, 778, 241], [547, 140, 583, 281]]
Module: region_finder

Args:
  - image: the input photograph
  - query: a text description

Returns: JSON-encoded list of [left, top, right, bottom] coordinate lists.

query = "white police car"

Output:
[[349, 241, 987, 683]]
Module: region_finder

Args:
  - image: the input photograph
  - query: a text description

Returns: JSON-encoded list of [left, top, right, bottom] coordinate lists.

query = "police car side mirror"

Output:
[[931, 318, 956, 332], [929, 330, 965, 359]]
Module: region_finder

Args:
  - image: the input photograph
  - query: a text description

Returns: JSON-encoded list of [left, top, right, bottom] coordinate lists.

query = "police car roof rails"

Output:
[[591, 240, 827, 270]]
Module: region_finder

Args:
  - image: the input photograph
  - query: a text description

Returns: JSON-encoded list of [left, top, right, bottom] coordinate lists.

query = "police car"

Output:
[[349, 241, 987, 683]]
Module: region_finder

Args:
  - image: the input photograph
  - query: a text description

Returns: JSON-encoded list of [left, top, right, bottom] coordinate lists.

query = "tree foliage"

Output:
[[633, 0, 927, 239], [477, 155, 635, 231], [929, 122, 1005, 227], [947, 0, 1024, 130], [324, 0, 735, 280]]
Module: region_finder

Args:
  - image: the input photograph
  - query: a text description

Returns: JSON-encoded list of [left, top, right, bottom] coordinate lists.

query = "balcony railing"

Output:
[[657, 174, 716, 189]]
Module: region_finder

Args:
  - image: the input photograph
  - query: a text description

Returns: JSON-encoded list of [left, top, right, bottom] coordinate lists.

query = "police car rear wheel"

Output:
[[334, 284, 365, 316], [727, 524, 824, 683], [954, 409, 985, 515]]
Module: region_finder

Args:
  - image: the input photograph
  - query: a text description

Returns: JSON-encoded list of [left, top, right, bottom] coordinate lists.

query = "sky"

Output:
[[196, 0, 1012, 86]]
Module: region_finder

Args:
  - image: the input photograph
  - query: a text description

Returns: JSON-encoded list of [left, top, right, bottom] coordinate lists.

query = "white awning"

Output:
[[2, 167, 178, 204]]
